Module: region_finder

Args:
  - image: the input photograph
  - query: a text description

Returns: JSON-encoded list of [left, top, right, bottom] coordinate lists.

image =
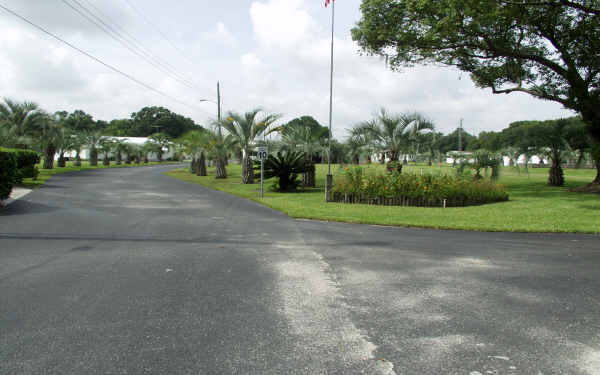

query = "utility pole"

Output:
[[217, 81, 222, 132], [458, 118, 463, 151]]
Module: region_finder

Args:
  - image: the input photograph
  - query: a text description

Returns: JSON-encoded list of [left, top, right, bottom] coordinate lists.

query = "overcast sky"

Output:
[[1, 0, 574, 138]]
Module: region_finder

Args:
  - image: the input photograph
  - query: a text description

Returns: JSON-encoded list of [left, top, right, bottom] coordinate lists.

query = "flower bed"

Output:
[[329, 167, 509, 207]]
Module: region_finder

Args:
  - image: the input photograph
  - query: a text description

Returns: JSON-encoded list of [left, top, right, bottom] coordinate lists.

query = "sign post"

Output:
[[257, 147, 268, 198]]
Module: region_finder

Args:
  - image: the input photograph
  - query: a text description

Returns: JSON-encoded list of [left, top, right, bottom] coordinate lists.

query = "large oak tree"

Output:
[[352, 0, 600, 181]]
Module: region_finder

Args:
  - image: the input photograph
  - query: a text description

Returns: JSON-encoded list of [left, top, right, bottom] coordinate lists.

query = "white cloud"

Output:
[[0, 0, 574, 135], [244, 0, 573, 138], [202, 22, 237, 47]]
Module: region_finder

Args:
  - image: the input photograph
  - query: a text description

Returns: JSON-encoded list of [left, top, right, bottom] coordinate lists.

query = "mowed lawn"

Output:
[[21, 160, 181, 189], [167, 163, 600, 233]]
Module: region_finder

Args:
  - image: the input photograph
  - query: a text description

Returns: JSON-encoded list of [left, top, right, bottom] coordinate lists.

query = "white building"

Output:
[[62, 136, 174, 161]]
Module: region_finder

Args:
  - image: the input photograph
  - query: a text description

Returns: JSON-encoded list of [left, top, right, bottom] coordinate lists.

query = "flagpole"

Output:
[[325, 0, 335, 202]]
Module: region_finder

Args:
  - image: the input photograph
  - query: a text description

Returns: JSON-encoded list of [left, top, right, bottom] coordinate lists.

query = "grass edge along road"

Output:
[[20, 161, 181, 189], [166, 164, 600, 234]]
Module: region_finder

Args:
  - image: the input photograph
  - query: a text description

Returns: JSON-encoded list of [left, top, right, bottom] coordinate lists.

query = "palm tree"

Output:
[[0, 98, 44, 147], [113, 139, 127, 165], [148, 133, 171, 162], [56, 128, 78, 168], [280, 117, 326, 187], [205, 126, 236, 179], [33, 113, 63, 170], [345, 135, 365, 165], [178, 130, 209, 176], [351, 109, 435, 171], [98, 138, 114, 166], [0, 123, 30, 148], [221, 109, 281, 184], [123, 143, 136, 164], [139, 142, 151, 163], [83, 131, 103, 166], [70, 132, 87, 167]]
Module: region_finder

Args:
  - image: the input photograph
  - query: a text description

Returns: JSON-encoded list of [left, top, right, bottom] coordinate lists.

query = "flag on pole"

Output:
[[325, 0, 334, 7]]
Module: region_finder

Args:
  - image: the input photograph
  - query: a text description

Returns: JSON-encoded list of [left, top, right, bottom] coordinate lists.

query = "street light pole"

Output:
[[325, 0, 335, 203]]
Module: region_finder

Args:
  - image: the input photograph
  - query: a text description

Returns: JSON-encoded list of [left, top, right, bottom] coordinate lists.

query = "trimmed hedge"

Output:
[[330, 166, 509, 207], [0, 147, 40, 183], [0, 148, 18, 201]]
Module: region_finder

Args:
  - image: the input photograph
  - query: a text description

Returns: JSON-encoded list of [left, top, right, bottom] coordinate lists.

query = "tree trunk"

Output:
[[103, 155, 110, 166], [43, 145, 56, 169], [58, 152, 66, 168], [594, 163, 600, 184], [158, 151, 163, 162], [303, 163, 316, 187], [190, 158, 197, 174], [575, 151, 584, 169], [74, 152, 81, 167], [116, 152, 122, 165], [241, 152, 254, 184], [548, 158, 564, 186], [197, 152, 207, 176], [144, 155, 149, 163], [215, 157, 227, 179], [90, 148, 98, 166]]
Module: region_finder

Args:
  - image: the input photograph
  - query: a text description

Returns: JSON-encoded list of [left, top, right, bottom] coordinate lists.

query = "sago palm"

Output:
[[280, 117, 326, 187]]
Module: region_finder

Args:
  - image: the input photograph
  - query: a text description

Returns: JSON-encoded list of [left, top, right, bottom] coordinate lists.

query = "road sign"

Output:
[[257, 147, 268, 198], [257, 147, 268, 160]]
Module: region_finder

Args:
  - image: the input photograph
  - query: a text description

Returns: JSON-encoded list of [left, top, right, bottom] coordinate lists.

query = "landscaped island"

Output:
[[330, 167, 508, 207], [166, 163, 599, 234]]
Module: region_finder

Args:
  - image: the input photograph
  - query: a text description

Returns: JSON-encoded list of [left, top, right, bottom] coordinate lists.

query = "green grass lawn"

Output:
[[166, 163, 600, 234], [20, 160, 181, 189]]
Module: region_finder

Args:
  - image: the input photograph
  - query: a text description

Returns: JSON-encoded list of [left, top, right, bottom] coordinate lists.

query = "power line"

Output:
[[61, 0, 200, 91], [76, 0, 201, 90], [0, 2, 211, 115], [121, 0, 198, 68]]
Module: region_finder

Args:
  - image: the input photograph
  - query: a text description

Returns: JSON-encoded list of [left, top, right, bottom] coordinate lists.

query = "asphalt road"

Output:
[[1, 165, 599, 375]]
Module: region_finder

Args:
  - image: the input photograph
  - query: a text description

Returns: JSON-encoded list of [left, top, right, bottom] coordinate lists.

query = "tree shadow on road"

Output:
[[0, 200, 59, 216]]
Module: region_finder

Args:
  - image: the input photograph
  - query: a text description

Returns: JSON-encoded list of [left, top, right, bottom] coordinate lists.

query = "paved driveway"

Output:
[[1, 165, 598, 374]]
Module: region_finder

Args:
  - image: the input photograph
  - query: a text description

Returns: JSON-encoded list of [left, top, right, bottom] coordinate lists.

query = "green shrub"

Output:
[[253, 151, 307, 192], [0, 148, 18, 201], [331, 166, 509, 207], [0, 148, 40, 183]]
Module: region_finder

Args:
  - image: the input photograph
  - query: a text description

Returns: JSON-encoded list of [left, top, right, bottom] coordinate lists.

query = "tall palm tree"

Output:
[[221, 109, 281, 184], [0, 98, 44, 146], [351, 109, 435, 171]]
